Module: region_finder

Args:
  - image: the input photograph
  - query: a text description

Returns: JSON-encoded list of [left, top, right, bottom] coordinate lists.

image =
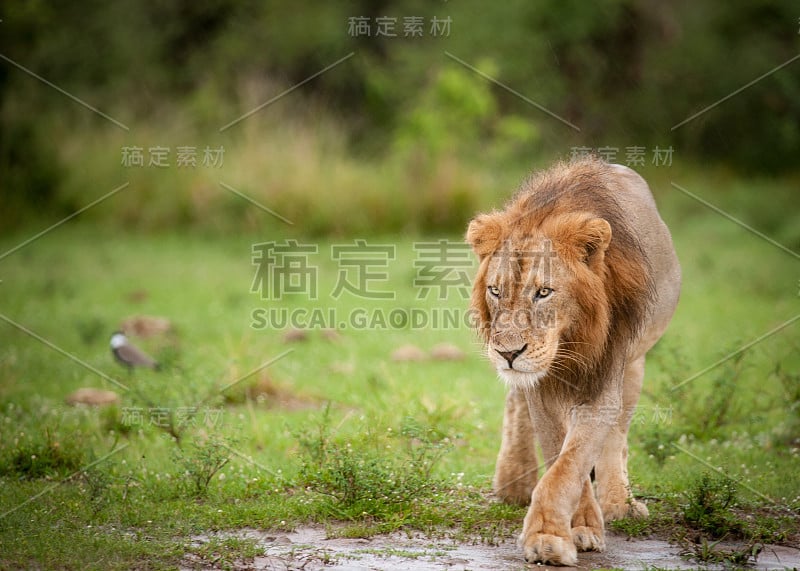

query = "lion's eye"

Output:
[[534, 287, 552, 299], [487, 285, 501, 298]]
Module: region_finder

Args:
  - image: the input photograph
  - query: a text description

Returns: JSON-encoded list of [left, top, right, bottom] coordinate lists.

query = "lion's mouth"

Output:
[[501, 364, 541, 374], [498, 367, 547, 387], [494, 344, 528, 369], [489, 345, 548, 380]]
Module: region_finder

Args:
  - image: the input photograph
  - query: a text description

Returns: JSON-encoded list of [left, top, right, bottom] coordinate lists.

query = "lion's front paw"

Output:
[[601, 497, 649, 522], [518, 532, 578, 566], [571, 525, 605, 552]]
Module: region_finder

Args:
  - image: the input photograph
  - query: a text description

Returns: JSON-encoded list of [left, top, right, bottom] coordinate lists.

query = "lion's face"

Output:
[[482, 236, 572, 382], [467, 212, 613, 388]]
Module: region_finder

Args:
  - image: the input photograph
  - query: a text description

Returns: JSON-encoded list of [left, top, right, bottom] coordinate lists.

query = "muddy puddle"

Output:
[[185, 526, 800, 570]]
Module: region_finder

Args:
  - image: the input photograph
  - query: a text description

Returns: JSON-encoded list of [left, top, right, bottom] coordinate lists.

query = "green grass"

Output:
[[1, 176, 799, 568]]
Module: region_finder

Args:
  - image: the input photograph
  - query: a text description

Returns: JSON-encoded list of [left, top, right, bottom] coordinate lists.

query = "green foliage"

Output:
[[4, 2, 800, 233], [394, 59, 539, 165], [679, 535, 762, 567], [75, 316, 108, 347], [639, 344, 750, 454], [78, 465, 113, 515], [173, 435, 235, 498], [674, 353, 746, 440], [608, 514, 652, 538], [0, 425, 84, 479], [99, 405, 134, 437], [770, 363, 800, 448], [187, 536, 264, 569], [682, 472, 741, 538], [747, 513, 796, 544], [395, 61, 496, 157], [296, 408, 453, 519], [0, 120, 62, 230]]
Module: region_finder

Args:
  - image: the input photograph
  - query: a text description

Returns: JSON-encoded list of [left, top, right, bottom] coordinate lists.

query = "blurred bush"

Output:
[[1, 1, 798, 233]]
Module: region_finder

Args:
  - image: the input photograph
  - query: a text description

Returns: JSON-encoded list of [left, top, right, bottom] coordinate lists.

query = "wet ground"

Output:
[[185, 526, 800, 570]]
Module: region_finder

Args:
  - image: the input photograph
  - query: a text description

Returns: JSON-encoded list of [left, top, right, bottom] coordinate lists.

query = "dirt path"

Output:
[[186, 526, 800, 570]]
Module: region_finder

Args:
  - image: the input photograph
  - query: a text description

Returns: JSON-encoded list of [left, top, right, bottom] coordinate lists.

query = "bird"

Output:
[[110, 331, 159, 371]]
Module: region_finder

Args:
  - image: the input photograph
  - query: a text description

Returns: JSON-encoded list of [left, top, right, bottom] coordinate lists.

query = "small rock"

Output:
[[330, 361, 355, 375], [65, 388, 120, 406], [391, 344, 426, 362], [120, 315, 173, 338], [126, 289, 149, 303], [320, 328, 342, 342], [282, 328, 308, 343], [430, 342, 466, 361], [244, 373, 320, 411]]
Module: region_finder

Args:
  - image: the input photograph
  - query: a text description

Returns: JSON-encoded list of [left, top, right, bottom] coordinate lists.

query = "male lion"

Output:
[[466, 158, 680, 566]]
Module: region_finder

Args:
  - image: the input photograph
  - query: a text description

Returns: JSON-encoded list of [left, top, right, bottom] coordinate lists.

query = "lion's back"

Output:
[[605, 163, 681, 358]]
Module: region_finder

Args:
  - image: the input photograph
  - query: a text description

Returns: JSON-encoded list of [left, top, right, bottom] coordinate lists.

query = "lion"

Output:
[[466, 158, 681, 566]]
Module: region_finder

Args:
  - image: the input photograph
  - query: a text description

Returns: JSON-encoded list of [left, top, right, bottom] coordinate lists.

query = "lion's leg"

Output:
[[596, 355, 649, 521], [571, 477, 606, 552], [518, 395, 615, 566], [493, 388, 539, 505]]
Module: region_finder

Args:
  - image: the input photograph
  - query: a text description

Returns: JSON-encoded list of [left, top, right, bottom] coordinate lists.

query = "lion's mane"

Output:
[[467, 158, 656, 399]]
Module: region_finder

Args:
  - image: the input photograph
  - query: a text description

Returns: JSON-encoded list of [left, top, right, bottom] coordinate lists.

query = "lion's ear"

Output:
[[547, 213, 612, 267], [578, 217, 612, 264], [466, 212, 505, 259]]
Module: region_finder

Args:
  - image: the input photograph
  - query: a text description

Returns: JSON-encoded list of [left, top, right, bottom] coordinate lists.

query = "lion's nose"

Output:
[[496, 344, 527, 368]]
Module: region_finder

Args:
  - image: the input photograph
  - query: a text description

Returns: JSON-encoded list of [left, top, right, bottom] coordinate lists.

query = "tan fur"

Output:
[[466, 158, 681, 566]]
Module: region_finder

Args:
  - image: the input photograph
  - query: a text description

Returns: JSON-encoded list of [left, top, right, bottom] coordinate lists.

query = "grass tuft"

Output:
[[295, 407, 453, 521], [1, 427, 85, 479], [682, 472, 740, 539]]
